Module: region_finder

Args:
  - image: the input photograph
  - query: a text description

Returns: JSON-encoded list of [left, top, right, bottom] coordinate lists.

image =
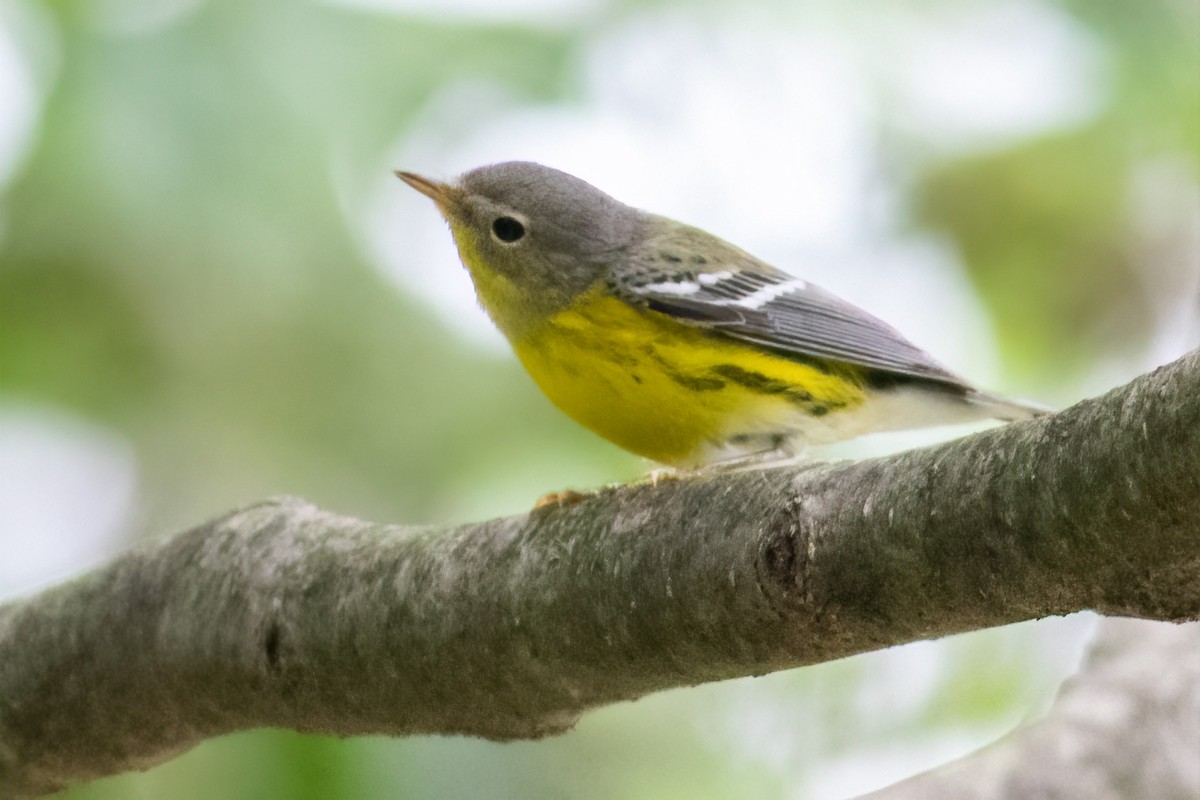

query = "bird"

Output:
[[397, 161, 1046, 469]]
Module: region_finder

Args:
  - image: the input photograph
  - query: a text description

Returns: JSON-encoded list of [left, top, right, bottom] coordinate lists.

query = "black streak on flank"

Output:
[[712, 365, 792, 394], [710, 364, 836, 407], [641, 343, 726, 391], [661, 253, 683, 263], [668, 373, 726, 392]]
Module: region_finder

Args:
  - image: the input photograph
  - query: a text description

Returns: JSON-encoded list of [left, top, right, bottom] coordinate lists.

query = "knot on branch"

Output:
[[756, 493, 811, 611]]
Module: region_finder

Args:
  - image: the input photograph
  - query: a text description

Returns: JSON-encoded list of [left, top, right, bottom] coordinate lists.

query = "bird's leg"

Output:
[[699, 446, 803, 474], [682, 433, 813, 476]]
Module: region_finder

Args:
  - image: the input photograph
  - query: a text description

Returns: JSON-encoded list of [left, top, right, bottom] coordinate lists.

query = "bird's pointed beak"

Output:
[[395, 171, 464, 214]]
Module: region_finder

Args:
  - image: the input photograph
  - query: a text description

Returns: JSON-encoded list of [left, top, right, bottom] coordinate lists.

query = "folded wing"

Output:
[[611, 255, 969, 389]]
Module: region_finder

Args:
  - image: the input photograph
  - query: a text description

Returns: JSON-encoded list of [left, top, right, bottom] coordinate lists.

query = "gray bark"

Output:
[[1, 349, 1197, 798], [858, 618, 1200, 800]]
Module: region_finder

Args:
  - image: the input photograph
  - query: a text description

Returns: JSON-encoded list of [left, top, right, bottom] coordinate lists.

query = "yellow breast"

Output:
[[509, 285, 868, 467]]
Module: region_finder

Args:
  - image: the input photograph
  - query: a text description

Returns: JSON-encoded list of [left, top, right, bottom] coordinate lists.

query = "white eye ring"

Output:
[[491, 215, 527, 244]]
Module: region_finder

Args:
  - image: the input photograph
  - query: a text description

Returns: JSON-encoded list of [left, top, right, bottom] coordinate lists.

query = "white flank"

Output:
[[697, 270, 735, 285], [718, 277, 808, 310], [642, 280, 701, 295]]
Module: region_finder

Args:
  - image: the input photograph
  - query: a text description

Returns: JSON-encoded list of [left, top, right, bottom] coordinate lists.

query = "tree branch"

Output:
[[857, 618, 1200, 800], [2, 349, 1197, 798]]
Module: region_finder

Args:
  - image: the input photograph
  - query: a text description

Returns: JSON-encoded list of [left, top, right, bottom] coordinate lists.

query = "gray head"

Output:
[[397, 162, 643, 336]]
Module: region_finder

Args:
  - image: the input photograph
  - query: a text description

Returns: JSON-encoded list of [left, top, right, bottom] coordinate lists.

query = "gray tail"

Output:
[[965, 389, 1053, 422]]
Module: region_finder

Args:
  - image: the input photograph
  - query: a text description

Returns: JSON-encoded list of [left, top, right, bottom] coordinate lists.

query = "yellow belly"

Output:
[[510, 287, 868, 467]]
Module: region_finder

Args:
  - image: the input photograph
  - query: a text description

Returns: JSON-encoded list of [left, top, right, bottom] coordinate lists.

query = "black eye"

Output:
[[492, 216, 525, 243]]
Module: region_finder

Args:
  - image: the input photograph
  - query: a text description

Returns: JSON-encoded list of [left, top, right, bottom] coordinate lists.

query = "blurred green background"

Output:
[[1, 0, 1196, 797]]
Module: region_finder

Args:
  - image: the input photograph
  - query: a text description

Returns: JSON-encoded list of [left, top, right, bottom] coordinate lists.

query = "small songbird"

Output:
[[398, 162, 1046, 469]]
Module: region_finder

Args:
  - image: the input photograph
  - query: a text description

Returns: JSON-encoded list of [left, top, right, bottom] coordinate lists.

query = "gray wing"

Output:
[[611, 249, 969, 388]]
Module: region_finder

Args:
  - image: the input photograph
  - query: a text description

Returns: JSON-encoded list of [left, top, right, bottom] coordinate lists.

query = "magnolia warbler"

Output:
[[397, 162, 1046, 469]]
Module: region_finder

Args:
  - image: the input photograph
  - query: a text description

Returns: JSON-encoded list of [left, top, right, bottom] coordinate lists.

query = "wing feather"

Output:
[[611, 236, 967, 387]]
